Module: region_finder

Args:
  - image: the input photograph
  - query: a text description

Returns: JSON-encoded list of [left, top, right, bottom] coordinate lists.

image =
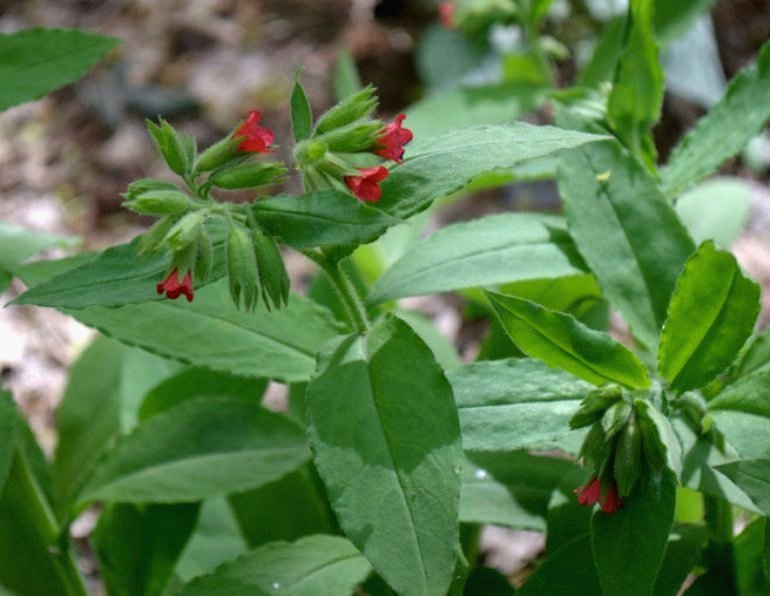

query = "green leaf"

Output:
[[450, 358, 593, 454], [177, 535, 372, 596], [367, 213, 587, 303], [607, 0, 664, 168], [715, 459, 770, 515], [735, 328, 770, 377], [307, 316, 462, 596], [93, 502, 199, 596], [487, 291, 650, 388], [460, 452, 577, 531], [661, 39, 770, 197], [0, 221, 76, 269], [0, 391, 15, 494], [290, 76, 312, 142], [77, 397, 309, 505], [636, 399, 683, 479], [0, 28, 119, 111], [652, 526, 708, 596], [591, 473, 677, 596], [394, 311, 461, 371], [674, 177, 751, 248], [333, 47, 362, 101], [654, 0, 716, 44], [251, 191, 401, 249], [557, 141, 695, 349], [57, 281, 343, 383], [577, 17, 626, 88], [709, 410, 770, 461], [378, 123, 609, 220], [658, 241, 760, 391], [138, 368, 267, 421]]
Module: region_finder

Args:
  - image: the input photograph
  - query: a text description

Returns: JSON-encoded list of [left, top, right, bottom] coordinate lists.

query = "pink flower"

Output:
[[344, 166, 389, 202], [156, 268, 194, 302], [574, 478, 623, 514], [439, 2, 455, 28], [374, 114, 414, 164], [233, 111, 275, 153]]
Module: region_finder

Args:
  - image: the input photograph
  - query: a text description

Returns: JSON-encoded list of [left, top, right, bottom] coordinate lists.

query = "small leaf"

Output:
[[290, 74, 313, 142], [635, 399, 683, 479], [77, 397, 309, 505], [709, 367, 770, 417], [0, 390, 16, 494], [716, 459, 770, 515], [658, 241, 760, 392], [486, 291, 650, 388], [333, 47, 363, 101], [177, 535, 371, 596], [368, 213, 587, 303]]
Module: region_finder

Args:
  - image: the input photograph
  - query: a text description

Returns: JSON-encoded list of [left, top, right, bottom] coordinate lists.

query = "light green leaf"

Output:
[[378, 123, 609, 220], [715, 459, 770, 516], [658, 241, 760, 391], [77, 397, 309, 505], [395, 311, 461, 371], [0, 28, 119, 111], [735, 328, 770, 377], [487, 291, 650, 388], [636, 399, 683, 479], [661, 39, 770, 197], [368, 213, 586, 303], [0, 222, 76, 269], [709, 410, 770, 461], [93, 502, 199, 596], [177, 535, 371, 596], [557, 141, 695, 349], [607, 0, 664, 169], [307, 316, 462, 596], [450, 358, 593, 454], [290, 77, 312, 142], [578, 17, 626, 88], [591, 472, 677, 596], [58, 281, 343, 383], [654, 0, 716, 44], [333, 47, 362, 101], [675, 177, 751, 248], [710, 367, 770, 415]]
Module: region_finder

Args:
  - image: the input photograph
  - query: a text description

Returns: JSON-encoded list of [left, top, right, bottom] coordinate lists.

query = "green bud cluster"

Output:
[[571, 387, 671, 498]]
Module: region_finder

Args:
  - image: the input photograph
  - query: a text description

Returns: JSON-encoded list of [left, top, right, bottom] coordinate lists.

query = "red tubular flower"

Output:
[[573, 478, 623, 514], [234, 111, 275, 153], [375, 114, 414, 164], [156, 268, 194, 302], [344, 166, 389, 202], [439, 2, 455, 28]]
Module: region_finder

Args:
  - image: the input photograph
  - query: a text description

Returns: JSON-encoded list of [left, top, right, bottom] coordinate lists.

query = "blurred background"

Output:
[[2, 0, 770, 582]]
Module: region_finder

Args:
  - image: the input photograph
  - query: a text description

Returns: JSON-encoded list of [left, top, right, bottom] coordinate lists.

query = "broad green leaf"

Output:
[[715, 459, 770, 515], [557, 142, 695, 349], [636, 400, 683, 480], [658, 241, 760, 392], [368, 213, 586, 303], [229, 466, 333, 548], [251, 191, 401, 249], [661, 39, 770, 197], [405, 83, 545, 138], [93, 502, 199, 596], [394, 311, 461, 371], [735, 328, 770, 377], [652, 526, 708, 596], [461, 452, 577, 531], [607, 0, 664, 169], [487, 291, 650, 388], [290, 77, 312, 142], [592, 472, 677, 596], [10, 252, 96, 288], [0, 221, 76, 268], [58, 281, 343, 383], [711, 358, 770, 417], [463, 567, 514, 595], [117, 346, 180, 431], [378, 123, 609, 220], [654, 0, 716, 44], [0, 454, 87, 596], [307, 316, 462, 596], [77, 397, 309, 505], [709, 410, 770, 461], [0, 28, 119, 111], [178, 535, 371, 596], [138, 368, 267, 421], [333, 47, 362, 101], [0, 391, 15, 494], [450, 358, 593, 454], [675, 177, 751, 248], [174, 498, 248, 584]]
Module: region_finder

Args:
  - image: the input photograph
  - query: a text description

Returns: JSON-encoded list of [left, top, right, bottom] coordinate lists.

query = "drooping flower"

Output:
[[374, 114, 414, 164], [156, 268, 194, 302], [344, 166, 389, 202], [574, 478, 623, 514], [439, 2, 455, 28], [233, 111, 275, 153]]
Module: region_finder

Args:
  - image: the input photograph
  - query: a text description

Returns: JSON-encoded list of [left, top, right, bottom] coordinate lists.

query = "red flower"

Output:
[[439, 2, 455, 28], [573, 478, 623, 514], [233, 111, 274, 153], [156, 268, 194, 302], [375, 114, 414, 164], [344, 166, 389, 202]]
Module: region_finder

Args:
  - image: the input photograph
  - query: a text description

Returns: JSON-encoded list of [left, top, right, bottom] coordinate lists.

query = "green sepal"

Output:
[[635, 399, 669, 473], [124, 178, 179, 199], [164, 212, 204, 252], [209, 161, 287, 190], [169, 241, 198, 277], [613, 414, 642, 496], [196, 136, 242, 172], [580, 422, 615, 476], [315, 121, 383, 153], [137, 216, 179, 256], [226, 225, 259, 311], [601, 400, 633, 441], [253, 229, 289, 310], [123, 189, 192, 216], [314, 85, 378, 134], [146, 118, 194, 176], [570, 386, 623, 429], [194, 227, 213, 283]]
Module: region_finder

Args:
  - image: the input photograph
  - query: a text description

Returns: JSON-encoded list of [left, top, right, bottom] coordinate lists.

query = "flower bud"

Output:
[[124, 189, 193, 216], [315, 85, 378, 134], [146, 118, 195, 176], [601, 400, 632, 441], [315, 121, 384, 153], [579, 422, 614, 476], [196, 136, 242, 172], [194, 227, 213, 282], [253, 229, 289, 310], [613, 415, 642, 496], [209, 162, 287, 190], [124, 178, 179, 200], [635, 399, 668, 472], [569, 385, 623, 429], [164, 212, 203, 252], [226, 225, 259, 311], [137, 216, 178, 256], [294, 140, 328, 168]]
